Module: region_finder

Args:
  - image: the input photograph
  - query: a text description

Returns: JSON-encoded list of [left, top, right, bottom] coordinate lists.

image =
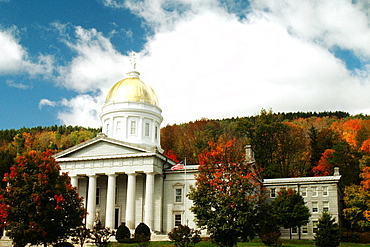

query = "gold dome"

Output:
[[105, 71, 159, 106]]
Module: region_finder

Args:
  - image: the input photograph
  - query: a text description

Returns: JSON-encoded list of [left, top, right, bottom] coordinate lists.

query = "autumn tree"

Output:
[[2, 150, 85, 247], [312, 149, 335, 176], [271, 188, 310, 240], [343, 184, 370, 232], [188, 139, 263, 247]]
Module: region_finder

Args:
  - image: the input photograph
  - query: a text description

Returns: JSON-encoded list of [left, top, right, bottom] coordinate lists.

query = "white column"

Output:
[[105, 173, 118, 229], [144, 172, 155, 230], [126, 172, 137, 229], [86, 174, 98, 229], [70, 176, 79, 188], [157, 174, 164, 232]]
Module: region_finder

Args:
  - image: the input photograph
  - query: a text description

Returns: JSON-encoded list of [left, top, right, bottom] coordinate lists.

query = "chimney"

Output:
[[334, 167, 340, 176], [245, 145, 255, 163]]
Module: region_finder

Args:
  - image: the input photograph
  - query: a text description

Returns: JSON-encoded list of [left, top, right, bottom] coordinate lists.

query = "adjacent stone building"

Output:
[[263, 167, 342, 240]]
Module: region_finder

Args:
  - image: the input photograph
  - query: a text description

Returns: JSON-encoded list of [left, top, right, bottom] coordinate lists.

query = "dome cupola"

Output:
[[105, 70, 159, 106], [100, 53, 163, 152]]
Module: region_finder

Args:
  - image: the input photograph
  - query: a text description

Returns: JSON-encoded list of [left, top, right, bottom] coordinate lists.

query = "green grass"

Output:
[[109, 239, 370, 247]]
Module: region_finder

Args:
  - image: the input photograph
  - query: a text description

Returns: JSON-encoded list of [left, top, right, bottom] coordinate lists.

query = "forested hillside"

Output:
[[1, 110, 370, 188], [161, 110, 370, 187], [0, 125, 101, 188]]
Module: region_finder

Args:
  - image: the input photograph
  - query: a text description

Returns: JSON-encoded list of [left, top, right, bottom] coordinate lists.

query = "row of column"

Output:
[[71, 172, 156, 230]]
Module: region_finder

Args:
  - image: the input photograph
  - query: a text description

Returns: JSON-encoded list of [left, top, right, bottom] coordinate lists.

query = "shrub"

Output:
[[116, 222, 131, 242], [168, 224, 201, 247], [89, 225, 115, 247], [71, 226, 91, 247], [314, 212, 340, 247], [135, 223, 151, 247]]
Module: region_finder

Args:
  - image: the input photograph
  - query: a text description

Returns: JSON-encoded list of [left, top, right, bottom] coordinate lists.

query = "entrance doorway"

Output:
[[114, 208, 120, 229]]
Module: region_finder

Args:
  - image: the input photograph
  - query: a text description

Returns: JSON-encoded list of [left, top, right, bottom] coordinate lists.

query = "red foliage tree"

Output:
[[2, 150, 85, 247], [163, 150, 180, 163], [188, 139, 263, 247], [312, 149, 335, 176]]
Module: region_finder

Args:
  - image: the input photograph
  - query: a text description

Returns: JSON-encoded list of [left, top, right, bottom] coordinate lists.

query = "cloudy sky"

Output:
[[0, 0, 369, 130]]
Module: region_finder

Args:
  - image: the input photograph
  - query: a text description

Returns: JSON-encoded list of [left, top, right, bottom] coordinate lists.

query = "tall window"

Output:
[[312, 202, 318, 213], [323, 201, 329, 212], [301, 187, 307, 197], [155, 126, 158, 139], [312, 187, 318, 197], [145, 122, 150, 137], [313, 221, 318, 233], [270, 188, 276, 198], [116, 121, 121, 135], [323, 186, 328, 196], [96, 187, 100, 205], [175, 214, 182, 227], [175, 188, 183, 203], [130, 121, 137, 135], [302, 225, 308, 234], [106, 123, 109, 136]]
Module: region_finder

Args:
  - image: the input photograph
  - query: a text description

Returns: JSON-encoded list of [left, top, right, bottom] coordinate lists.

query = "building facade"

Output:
[[263, 167, 342, 240], [54, 65, 198, 234], [55, 64, 343, 240]]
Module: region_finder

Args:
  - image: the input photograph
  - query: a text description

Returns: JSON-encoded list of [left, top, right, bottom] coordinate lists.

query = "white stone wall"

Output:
[[264, 178, 342, 240], [162, 168, 198, 233]]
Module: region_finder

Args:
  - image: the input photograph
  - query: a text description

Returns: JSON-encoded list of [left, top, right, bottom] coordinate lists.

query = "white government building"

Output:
[[54, 64, 198, 234], [54, 63, 342, 239]]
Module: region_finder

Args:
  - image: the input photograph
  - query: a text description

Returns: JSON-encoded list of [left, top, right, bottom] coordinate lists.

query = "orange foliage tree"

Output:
[[2, 150, 85, 247], [188, 139, 263, 247], [312, 149, 335, 176]]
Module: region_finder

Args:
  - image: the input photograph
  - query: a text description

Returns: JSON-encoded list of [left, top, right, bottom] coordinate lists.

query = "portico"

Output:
[[70, 171, 160, 230]]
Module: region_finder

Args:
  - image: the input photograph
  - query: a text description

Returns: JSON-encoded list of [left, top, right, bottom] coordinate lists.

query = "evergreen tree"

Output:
[[2, 150, 85, 247], [314, 212, 340, 247], [271, 188, 310, 240]]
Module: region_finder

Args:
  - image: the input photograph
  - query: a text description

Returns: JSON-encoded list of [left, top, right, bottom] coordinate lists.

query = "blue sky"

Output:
[[1, 0, 370, 130]]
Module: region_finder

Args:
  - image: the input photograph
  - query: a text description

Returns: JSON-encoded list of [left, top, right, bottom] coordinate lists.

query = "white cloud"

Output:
[[54, 0, 370, 127], [0, 27, 55, 77], [0, 28, 27, 74], [56, 26, 128, 94], [57, 94, 103, 128], [39, 99, 57, 109], [6, 79, 31, 89], [135, 10, 370, 125], [250, 0, 370, 59]]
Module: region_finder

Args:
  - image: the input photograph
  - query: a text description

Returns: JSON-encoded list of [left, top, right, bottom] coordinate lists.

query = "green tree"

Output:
[[271, 188, 310, 240], [343, 184, 370, 232], [2, 150, 85, 247], [188, 139, 263, 247], [314, 212, 340, 247], [256, 203, 281, 247]]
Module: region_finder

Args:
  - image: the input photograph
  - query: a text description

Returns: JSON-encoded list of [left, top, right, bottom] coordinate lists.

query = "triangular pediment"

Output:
[[54, 133, 151, 159]]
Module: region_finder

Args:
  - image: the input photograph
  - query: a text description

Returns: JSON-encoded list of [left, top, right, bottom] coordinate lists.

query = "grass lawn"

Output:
[[109, 239, 370, 247]]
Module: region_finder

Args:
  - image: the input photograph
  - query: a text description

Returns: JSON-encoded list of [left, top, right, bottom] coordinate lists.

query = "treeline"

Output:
[[161, 110, 370, 187], [2, 110, 370, 188], [0, 125, 101, 188]]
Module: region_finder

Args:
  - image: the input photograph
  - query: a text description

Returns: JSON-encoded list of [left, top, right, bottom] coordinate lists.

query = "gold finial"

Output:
[[129, 52, 137, 70]]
